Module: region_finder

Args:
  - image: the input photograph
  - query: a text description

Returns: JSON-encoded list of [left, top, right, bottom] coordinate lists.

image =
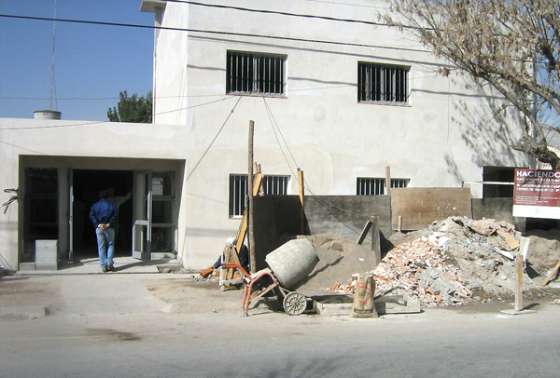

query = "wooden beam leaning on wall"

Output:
[[298, 169, 305, 234], [234, 168, 263, 256]]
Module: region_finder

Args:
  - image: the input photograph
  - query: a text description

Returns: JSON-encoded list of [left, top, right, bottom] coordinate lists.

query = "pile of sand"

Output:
[[293, 234, 379, 296]]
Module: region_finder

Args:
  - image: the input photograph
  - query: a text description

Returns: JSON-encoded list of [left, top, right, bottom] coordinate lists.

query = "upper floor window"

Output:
[[358, 62, 409, 104], [226, 51, 286, 96]]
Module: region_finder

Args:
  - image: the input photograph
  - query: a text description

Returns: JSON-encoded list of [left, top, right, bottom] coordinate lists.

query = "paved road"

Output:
[[1, 274, 560, 377]]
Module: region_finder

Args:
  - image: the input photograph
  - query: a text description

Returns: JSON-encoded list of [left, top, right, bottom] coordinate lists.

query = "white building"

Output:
[[0, 0, 529, 271]]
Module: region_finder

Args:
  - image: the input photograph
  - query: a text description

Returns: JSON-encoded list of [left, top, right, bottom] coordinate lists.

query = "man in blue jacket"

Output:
[[89, 190, 117, 272]]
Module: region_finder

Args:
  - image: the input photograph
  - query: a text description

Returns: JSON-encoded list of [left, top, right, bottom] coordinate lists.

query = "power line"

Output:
[[154, 96, 234, 116], [302, 0, 388, 9], [263, 98, 299, 171], [186, 96, 242, 182], [262, 97, 298, 176], [0, 14, 429, 54], [261, 97, 362, 234], [0, 94, 225, 101], [0, 97, 234, 130], [162, 0, 422, 30]]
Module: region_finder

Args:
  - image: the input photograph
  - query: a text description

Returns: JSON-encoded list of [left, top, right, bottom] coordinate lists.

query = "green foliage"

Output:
[[107, 91, 152, 123]]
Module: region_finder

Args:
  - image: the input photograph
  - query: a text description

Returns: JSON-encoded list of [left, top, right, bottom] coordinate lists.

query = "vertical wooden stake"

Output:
[[371, 216, 381, 264], [515, 254, 524, 312], [385, 166, 391, 196], [298, 169, 305, 234], [248, 120, 256, 273]]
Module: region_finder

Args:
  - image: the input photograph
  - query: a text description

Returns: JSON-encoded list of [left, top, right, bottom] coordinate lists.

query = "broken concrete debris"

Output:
[[371, 216, 537, 307]]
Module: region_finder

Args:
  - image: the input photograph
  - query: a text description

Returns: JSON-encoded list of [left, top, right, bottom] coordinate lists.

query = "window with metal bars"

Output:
[[229, 174, 290, 217], [356, 177, 410, 196], [226, 51, 286, 95], [358, 62, 409, 103]]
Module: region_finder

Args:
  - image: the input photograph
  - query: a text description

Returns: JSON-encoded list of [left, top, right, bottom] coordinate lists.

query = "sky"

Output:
[[0, 0, 154, 121]]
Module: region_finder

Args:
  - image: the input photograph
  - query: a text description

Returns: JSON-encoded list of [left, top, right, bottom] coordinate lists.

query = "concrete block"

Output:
[[35, 240, 58, 270], [0, 305, 48, 320], [375, 295, 422, 314], [18, 262, 36, 271], [313, 294, 353, 316]]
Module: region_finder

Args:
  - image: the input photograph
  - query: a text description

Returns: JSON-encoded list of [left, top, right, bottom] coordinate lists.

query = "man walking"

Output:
[[89, 190, 117, 272]]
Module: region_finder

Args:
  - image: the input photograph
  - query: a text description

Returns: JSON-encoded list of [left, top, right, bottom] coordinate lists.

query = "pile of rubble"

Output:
[[331, 217, 535, 307]]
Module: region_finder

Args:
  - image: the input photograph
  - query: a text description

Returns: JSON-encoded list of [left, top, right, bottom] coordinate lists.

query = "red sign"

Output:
[[514, 168, 560, 207]]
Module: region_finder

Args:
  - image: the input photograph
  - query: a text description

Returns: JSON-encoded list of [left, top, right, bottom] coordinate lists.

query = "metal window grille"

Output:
[[356, 177, 385, 196], [358, 62, 409, 103], [226, 51, 285, 95], [356, 177, 410, 196], [262, 175, 290, 196], [391, 178, 410, 189], [229, 174, 290, 217], [229, 175, 248, 218]]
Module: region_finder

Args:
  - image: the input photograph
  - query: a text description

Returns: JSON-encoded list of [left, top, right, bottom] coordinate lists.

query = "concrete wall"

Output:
[[304, 196, 391, 239], [471, 197, 526, 231]]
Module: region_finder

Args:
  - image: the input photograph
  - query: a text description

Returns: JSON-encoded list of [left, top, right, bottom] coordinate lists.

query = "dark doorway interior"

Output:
[[22, 168, 58, 262], [73, 170, 133, 258]]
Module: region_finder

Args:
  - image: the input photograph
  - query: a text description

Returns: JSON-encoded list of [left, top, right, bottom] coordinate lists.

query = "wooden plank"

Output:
[[298, 169, 305, 234], [385, 166, 391, 195], [248, 120, 255, 273], [234, 171, 263, 256], [514, 255, 524, 311], [543, 260, 560, 286], [390, 188, 471, 230], [356, 219, 373, 245]]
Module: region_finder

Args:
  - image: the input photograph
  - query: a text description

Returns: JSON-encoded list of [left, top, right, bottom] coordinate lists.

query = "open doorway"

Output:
[[72, 170, 133, 258]]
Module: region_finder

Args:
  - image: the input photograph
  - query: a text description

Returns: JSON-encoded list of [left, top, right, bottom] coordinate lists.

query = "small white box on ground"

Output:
[[35, 240, 58, 270]]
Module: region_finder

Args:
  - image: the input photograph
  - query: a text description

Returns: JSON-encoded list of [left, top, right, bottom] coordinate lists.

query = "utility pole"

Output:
[[248, 120, 256, 273]]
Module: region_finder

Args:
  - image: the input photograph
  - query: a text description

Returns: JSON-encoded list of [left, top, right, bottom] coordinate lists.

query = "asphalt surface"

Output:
[[1, 273, 560, 378]]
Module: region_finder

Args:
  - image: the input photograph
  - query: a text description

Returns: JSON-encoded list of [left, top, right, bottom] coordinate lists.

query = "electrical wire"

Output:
[[0, 14, 430, 54], [161, 0, 424, 30], [0, 97, 235, 130], [185, 96, 242, 182], [262, 97, 362, 234]]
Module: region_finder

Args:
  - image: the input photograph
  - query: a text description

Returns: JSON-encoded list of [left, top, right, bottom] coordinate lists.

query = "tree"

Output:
[[107, 91, 153, 123], [385, 0, 560, 167]]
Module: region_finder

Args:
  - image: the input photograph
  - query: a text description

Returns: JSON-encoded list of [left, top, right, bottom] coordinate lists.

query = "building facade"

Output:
[[0, 0, 529, 271]]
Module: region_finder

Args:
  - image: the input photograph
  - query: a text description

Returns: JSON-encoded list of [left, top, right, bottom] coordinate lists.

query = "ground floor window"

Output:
[[229, 174, 290, 217], [356, 177, 410, 196], [482, 166, 514, 198]]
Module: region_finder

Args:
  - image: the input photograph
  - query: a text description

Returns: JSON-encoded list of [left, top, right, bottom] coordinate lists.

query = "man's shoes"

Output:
[[101, 266, 108, 273], [107, 265, 116, 272]]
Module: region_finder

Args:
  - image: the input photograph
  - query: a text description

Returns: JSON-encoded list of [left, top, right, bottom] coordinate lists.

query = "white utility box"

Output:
[[35, 240, 58, 270]]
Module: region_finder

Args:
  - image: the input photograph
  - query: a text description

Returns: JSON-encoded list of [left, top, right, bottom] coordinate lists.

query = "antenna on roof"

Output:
[[49, 0, 58, 111], [35, 0, 61, 120]]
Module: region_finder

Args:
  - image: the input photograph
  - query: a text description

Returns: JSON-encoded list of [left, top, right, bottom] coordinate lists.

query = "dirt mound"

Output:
[[293, 234, 379, 295], [373, 217, 540, 307]]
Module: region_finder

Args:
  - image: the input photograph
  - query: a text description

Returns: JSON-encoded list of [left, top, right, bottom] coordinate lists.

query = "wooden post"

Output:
[[298, 169, 305, 234], [371, 216, 381, 264], [515, 254, 524, 312], [385, 166, 391, 196], [248, 120, 256, 273]]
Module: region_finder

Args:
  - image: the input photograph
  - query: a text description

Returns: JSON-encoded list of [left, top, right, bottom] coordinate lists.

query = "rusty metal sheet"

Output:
[[391, 188, 471, 230]]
